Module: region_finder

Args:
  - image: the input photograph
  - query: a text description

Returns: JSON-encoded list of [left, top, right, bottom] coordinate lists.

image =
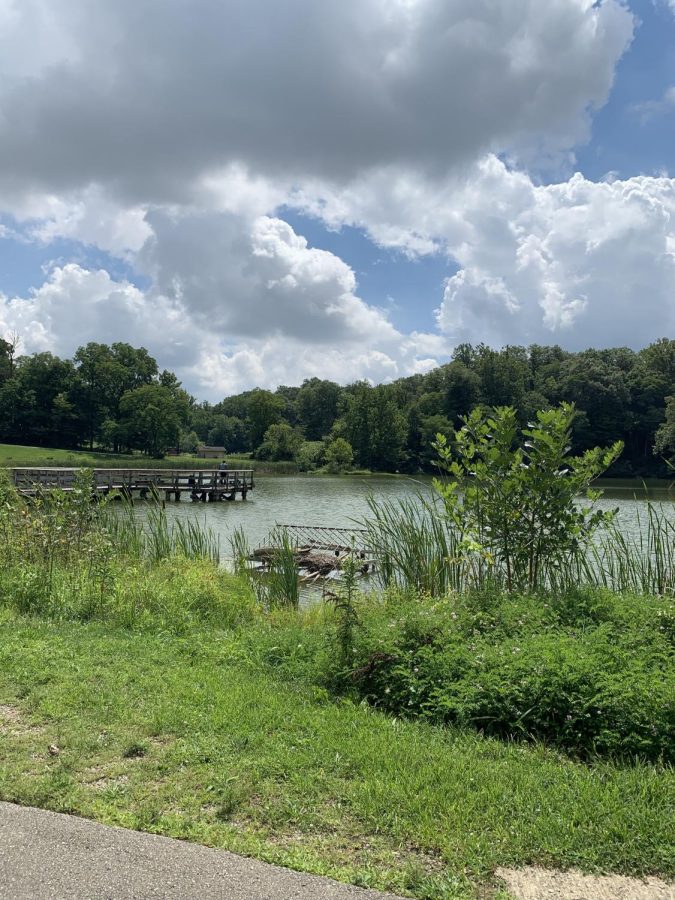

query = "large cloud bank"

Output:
[[3, 0, 670, 398]]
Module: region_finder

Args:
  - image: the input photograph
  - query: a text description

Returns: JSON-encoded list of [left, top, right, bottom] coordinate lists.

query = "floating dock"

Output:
[[11, 468, 254, 502]]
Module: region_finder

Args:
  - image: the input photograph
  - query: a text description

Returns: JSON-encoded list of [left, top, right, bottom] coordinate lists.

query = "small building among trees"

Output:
[[196, 445, 226, 459]]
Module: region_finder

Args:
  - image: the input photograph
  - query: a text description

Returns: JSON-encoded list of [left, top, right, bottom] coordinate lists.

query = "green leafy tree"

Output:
[[442, 361, 482, 421], [247, 389, 285, 448], [417, 414, 454, 469], [4, 353, 80, 446], [207, 415, 249, 452], [296, 378, 341, 440], [0, 377, 34, 443], [474, 344, 531, 409], [0, 336, 17, 384], [51, 392, 80, 447], [434, 403, 623, 591], [324, 437, 354, 473], [256, 423, 303, 460], [369, 391, 407, 471], [654, 396, 675, 461], [118, 384, 188, 456], [179, 430, 200, 453], [295, 441, 324, 471], [72, 342, 158, 449], [274, 385, 301, 426], [342, 383, 406, 470], [554, 351, 630, 451], [99, 418, 124, 452], [342, 382, 373, 467]]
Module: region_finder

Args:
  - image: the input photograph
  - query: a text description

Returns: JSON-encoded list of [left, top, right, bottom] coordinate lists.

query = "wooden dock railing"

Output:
[[11, 468, 254, 501]]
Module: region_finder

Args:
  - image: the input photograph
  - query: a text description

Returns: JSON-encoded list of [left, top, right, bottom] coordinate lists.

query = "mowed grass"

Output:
[[0, 443, 295, 473], [0, 614, 672, 899], [0, 443, 210, 469], [0, 443, 118, 467]]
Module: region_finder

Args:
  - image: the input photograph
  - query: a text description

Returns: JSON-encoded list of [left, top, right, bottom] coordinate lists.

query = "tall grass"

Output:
[[229, 526, 253, 577], [228, 526, 300, 609], [267, 526, 300, 608], [361, 492, 674, 597], [585, 503, 674, 595], [100, 500, 220, 564], [0, 472, 227, 625], [360, 494, 466, 595]]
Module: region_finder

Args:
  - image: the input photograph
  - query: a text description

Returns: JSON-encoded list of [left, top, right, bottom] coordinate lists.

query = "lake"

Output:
[[153, 474, 674, 558]]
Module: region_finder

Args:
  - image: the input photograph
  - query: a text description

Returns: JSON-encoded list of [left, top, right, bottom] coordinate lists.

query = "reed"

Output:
[[360, 493, 498, 595], [102, 501, 220, 564], [229, 525, 253, 577], [267, 526, 300, 608], [361, 492, 674, 597], [586, 503, 674, 596], [228, 525, 299, 608]]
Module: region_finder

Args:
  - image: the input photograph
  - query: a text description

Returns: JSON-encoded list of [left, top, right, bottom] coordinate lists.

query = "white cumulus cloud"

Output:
[[0, 0, 633, 205], [2, 0, 666, 397], [293, 156, 675, 351]]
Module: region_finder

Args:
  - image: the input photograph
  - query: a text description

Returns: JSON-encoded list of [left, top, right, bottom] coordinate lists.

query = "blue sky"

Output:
[[0, 1, 673, 399], [279, 209, 454, 334], [575, 0, 675, 179]]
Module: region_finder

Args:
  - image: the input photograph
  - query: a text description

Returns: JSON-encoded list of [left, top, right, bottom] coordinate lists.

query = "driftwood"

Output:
[[250, 545, 371, 578], [251, 546, 344, 573]]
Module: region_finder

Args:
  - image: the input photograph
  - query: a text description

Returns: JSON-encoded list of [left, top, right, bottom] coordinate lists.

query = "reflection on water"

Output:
[[141, 474, 674, 558]]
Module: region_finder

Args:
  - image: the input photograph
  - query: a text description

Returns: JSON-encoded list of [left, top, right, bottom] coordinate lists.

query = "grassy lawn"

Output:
[[0, 443, 296, 473], [0, 443, 211, 469], [0, 612, 672, 900], [0, 443, 121, 467]]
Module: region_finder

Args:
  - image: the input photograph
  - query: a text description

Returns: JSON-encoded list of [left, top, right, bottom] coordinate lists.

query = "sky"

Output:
[[0, 0, 674, 401]]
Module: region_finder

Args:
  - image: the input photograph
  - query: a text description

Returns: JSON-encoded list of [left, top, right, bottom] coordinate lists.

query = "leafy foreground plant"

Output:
[[344, 588, 675, 763], [434, 403, 623, 592], [363, 403, 672, 597], [0, 615, 673, 900]]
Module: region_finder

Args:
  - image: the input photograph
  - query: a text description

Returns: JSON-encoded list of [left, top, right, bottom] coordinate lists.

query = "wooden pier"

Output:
[[11, 468, 254, 502]]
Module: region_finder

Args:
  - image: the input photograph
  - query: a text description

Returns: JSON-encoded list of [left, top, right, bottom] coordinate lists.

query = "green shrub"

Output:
[[433, 403, 623, 592], [345, 589, 675, 762]]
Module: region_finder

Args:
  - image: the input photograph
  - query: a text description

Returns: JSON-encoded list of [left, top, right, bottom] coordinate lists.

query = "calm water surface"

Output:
[[154, 475, 674, 557]]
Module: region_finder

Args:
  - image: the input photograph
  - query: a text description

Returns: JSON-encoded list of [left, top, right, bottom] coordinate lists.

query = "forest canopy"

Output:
[[0, 337, 673, 476]]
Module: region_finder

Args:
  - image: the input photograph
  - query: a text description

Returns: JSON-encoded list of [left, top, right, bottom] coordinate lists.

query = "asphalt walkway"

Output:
[[0, 801, 405, 899]]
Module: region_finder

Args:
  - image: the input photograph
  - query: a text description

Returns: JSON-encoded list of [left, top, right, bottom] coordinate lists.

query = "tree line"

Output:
[[1, 337, 673, 475]]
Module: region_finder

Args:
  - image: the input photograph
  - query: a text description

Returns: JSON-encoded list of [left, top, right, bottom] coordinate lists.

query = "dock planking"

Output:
[[11, 468, 254, 502]]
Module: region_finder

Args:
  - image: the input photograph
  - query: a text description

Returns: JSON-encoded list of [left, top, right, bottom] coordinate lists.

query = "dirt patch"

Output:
[[496, 866, 675, 899], [0, 704, 21, 724], [87, 774, 130, 792], [0, 703, 44, 737]]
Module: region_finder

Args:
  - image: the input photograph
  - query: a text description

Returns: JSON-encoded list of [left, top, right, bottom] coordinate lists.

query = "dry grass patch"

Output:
[[0, 703, 44, 738], [496, 866, 675, 900]]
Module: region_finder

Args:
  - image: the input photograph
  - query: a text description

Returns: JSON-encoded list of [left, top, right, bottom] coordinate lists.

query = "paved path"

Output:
[[0, 802, 405, 899]]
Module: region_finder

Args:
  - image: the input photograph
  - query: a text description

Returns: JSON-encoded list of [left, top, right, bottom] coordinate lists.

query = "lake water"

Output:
[[155, 475, 674, 557]]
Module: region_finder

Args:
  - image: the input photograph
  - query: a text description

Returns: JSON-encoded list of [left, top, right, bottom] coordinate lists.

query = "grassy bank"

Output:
[[0, 469, 672, 897], [0, 443, 297, 474], [0, 441, 387, 476], [1, 610, 673, 900]]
